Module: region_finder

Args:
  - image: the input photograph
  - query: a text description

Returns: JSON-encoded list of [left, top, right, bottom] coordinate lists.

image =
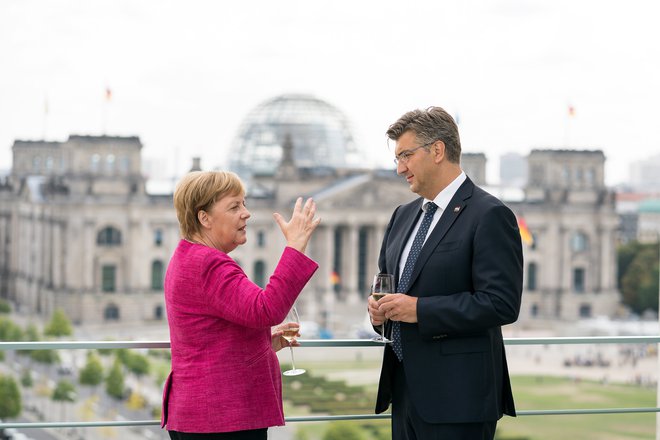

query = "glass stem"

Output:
[[289, 346, 296, 370]]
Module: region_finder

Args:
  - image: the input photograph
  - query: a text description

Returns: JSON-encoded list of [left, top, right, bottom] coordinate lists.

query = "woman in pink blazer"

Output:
[[161, 171, 320, 440]]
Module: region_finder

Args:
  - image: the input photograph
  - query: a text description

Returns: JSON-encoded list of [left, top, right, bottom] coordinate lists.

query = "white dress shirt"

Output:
[[398, 172, 467, 282]]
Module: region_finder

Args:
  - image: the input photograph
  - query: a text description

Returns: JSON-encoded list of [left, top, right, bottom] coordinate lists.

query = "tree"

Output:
[[123, 352, 150, 377], [618, 241, 659, 314], [18, 323, 41, 357], [44, 308, 73, 337], [79, 352, 104, 386], [52, 379, 76, 402], [30, 348, 60, 364], [0, 374, 22, 418], [323, 422, 366, 440], [52, 379, 76, 420], [106, 359, 125, 400], [0, 299, 11, 314], [20, 368, 33, 388], [0, 317, 23, 341]]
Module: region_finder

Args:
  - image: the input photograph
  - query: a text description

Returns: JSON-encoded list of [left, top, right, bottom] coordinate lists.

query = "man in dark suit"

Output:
[[368, 107, 523, 439]]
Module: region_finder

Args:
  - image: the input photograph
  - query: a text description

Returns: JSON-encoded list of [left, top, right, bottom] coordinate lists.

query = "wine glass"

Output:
[[371, 273, 394, 343], [282, 306, 306, 376]]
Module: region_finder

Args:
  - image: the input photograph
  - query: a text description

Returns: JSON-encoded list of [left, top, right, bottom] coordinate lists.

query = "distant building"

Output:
[[515, 150, 620, 321], [629, 154, 660, 191], [0, 135, 173, 324], [499, 152, 527, 187], [0, 95, 622, 330]]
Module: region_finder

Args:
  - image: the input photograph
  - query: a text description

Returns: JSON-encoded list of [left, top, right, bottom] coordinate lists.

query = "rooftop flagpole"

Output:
[[563, 104, 575, 147], [102, 86, 112, 135]]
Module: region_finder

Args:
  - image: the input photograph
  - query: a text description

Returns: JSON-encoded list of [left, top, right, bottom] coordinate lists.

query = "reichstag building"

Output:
[[0, 94, 620, 334]]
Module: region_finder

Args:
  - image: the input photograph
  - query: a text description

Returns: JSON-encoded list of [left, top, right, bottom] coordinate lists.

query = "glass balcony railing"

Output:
[[1, 336, 659, 437]]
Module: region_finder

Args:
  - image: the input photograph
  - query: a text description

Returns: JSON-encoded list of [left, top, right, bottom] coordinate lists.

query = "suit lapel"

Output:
[[407, 178, 475, 293]]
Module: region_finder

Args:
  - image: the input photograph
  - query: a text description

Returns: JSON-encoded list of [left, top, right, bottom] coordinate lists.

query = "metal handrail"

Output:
[[1, 336, 659, 430], [2, 334, 660, 350]]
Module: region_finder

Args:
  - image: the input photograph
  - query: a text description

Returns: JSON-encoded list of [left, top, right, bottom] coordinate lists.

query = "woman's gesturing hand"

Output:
[[273, 197, 321, 253]]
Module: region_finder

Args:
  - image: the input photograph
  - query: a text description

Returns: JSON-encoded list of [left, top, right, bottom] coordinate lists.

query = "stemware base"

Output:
[[283, 368, 306, 376]]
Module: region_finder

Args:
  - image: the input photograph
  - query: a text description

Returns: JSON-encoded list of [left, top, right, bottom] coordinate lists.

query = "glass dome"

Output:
[[230, 94, 361, 178]]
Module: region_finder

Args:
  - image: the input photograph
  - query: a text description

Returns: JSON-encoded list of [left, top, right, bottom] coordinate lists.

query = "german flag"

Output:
[[517, 216, 534, 247], [330, 271, 340, 285]]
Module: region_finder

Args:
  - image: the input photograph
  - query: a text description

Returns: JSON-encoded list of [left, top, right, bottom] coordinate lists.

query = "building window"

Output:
[[97, 227, 122, 246], [527, 262, 537, 291], [104, 304, 120, 321], [119, 156, 130, 174], [254, 260, 266, 288], [151, 260, 164, 290], [531, 304, 539, 317], [154, 305, 164, 320], [154, 229, 163, 247], [571, 231, 588, 252], [90, 154, 100, 172], [579, 304, 592, 318], [102, 265, 116, 292], [573, 268, 585, 293], [585, 168, 595, 186], [257, 230, 266, 248], [106, 154, 115, 173]]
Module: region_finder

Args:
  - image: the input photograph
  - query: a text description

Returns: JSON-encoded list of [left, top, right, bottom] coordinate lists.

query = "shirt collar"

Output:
[[423, 171, 466, 213]]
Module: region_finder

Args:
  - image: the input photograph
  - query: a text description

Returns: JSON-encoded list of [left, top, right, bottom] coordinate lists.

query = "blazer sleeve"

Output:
[[201, 247, 318, 328], [417, 203, 523, 337]]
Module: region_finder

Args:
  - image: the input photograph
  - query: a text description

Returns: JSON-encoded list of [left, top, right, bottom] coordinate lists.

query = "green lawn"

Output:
[[285, 361, 657, 440], [497, 375, 656, 440]]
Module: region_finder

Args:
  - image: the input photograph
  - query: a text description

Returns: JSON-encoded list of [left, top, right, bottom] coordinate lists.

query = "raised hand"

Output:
[[273, 197, 321, 254]]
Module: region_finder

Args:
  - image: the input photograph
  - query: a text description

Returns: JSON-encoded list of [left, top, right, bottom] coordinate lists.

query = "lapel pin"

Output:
[[453, 206, 460, 213]]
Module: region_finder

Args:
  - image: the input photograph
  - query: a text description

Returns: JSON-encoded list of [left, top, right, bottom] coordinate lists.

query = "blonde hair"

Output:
[[173, 171, 245, 239]]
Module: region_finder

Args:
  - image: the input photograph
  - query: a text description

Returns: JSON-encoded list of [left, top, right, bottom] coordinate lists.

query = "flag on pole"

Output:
[[517, 216, 534, 247], [330, 271, 340, 286]]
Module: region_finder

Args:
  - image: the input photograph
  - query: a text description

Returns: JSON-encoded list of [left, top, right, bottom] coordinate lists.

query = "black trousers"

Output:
[[391, 363, 497, 440], [168, 429, 267, 440]]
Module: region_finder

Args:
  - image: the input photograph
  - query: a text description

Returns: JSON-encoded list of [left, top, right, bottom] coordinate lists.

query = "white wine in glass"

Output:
[[371, 273, 394, 343], [282, 306, 305, 376]]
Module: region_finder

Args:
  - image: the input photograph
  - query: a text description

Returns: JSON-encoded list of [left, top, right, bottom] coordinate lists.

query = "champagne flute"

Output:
[[282, 306, 306, 376], [371, 273, 394, 343]]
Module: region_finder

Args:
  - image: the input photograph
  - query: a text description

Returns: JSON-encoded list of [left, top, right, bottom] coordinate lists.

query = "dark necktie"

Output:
[[392, 201, 438, 361]]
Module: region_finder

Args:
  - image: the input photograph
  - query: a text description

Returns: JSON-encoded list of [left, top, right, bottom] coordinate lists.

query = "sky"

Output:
[[1, 0, 659, 186]]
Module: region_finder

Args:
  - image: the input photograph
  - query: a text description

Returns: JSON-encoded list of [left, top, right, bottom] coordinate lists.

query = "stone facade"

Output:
[[0, 137, 621, 331], [513, 150, 620, 322]]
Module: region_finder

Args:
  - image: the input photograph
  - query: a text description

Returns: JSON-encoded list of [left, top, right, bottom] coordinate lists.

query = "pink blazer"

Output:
[[161, 240, 318, 433]]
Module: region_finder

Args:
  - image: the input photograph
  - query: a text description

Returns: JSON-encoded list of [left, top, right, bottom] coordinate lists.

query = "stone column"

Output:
[[322, 225, 336, 330], [344, 225, 360, 304]]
